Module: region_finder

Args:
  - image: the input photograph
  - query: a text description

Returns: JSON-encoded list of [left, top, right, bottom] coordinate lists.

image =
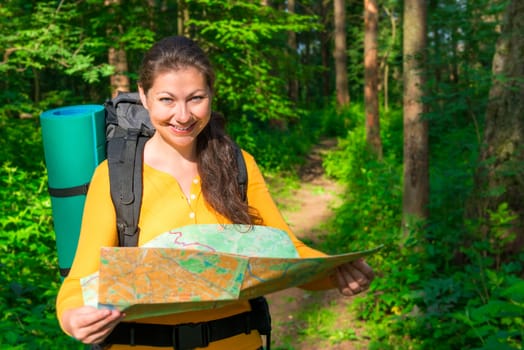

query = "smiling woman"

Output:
[[139, 68, 212, 180], [55, 35, 374, 350]]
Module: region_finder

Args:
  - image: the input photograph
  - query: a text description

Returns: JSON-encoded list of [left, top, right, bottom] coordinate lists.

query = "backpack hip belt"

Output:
[[98, 297, 271, 349]]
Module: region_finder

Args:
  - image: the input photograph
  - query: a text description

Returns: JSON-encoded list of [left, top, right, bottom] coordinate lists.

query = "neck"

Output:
[[144, 134, 198, 168]]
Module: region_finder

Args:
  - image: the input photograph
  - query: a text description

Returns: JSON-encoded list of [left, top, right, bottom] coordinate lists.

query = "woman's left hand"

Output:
[[332, 259, 374, 296]]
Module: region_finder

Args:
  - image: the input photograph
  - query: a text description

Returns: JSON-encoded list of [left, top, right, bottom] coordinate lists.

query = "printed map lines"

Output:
[[166, 230, 217, 252]]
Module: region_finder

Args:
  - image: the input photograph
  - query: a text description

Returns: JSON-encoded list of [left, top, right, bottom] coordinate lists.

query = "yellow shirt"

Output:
[[56, 150, 334, 349]]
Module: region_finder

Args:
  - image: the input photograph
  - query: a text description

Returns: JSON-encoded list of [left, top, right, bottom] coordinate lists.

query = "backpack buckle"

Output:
[[172, 323, 210, 350]]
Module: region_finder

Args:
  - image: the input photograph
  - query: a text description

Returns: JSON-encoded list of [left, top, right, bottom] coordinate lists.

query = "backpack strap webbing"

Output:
[[48, 183, 90, 198], [234, 143, 248, 202], [107, 127, 148, 247]]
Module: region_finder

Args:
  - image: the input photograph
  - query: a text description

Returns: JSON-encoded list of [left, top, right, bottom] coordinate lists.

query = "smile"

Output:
[[170, 122, 196, 133]]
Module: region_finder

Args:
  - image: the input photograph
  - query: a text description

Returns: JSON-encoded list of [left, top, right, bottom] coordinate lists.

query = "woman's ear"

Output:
[[138, 86, 149, 110]]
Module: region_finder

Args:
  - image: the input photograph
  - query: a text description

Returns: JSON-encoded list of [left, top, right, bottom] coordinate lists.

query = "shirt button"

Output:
[[189, 212, 195, 219], [190, 194, 196, 200], [193, 178, 199, 184]]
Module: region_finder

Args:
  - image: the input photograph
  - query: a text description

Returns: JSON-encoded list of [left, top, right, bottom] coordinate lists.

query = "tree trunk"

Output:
[[108, 47, 129, 97], [105, 0, 129, 97], [333, 0, 350, 107], [178, 0, 189, 36], [402, 0, 429, 234], [320, 0, 331, 99], [381, 6, 397, 112], [364, 0, 382, 159], [287, 0, 299, 103], [467, 0, 524, 256], [33, 68, 40, 104], [428, 0, 442, 111]]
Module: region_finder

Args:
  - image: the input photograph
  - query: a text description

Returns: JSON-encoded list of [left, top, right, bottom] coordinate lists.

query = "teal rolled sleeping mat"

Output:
[[40, 105, 106, 278]]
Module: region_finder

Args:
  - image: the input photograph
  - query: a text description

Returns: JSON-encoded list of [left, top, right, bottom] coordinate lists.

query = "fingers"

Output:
[[332, 266, 358, 296], [63, 307, 125, 344], [352, 258, 375, 281], [78, 312, 123, 344], [332, 259, 374, 297]]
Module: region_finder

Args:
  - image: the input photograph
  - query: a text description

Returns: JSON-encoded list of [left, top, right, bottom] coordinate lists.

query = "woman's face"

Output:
[[139, 66, 212, 152]]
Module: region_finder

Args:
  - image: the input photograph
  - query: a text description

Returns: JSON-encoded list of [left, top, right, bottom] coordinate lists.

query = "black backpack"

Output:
[[103, 91, 248, 247]]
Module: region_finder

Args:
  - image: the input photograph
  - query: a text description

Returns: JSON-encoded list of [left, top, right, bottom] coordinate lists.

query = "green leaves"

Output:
[[1, 2, 105, 80], [188, 1, 319, 124], [501, 280, 524, 304], [454, 280, 524, 349], [0, 116, 81, 347], [0, 163, 81, 347]]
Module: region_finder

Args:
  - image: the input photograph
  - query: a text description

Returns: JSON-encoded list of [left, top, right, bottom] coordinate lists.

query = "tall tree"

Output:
[[364, 0, 382, 158], [108, 47, 129, 96], [287, 0, 299, 103], [402, 0, 429, 233], [105, 0, 130, 97], [467, 0, 524, 255], [380, 4, 398, 112], [178, 0, 189, 36], [320, 0, 332, 100], [333, 0, 350, 107]]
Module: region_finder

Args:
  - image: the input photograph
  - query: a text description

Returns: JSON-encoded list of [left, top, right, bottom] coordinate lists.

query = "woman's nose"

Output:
[[174, 103, 192, 123]]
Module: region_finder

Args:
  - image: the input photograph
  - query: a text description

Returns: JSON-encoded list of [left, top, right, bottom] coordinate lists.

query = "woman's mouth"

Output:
[[170, 122, 196, 133]]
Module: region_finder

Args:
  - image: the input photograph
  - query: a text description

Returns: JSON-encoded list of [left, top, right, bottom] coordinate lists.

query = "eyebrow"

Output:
[[155, 89, 209, 97]]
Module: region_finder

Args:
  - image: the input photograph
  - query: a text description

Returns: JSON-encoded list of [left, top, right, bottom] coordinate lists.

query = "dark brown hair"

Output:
[[139, 36, 261, 225]]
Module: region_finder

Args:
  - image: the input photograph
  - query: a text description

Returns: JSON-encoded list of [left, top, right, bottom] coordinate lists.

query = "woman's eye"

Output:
[[190, 95, 205, 102], [159, 97, 173, 104]]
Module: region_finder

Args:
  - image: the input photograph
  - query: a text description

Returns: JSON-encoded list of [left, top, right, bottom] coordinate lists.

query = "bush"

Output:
[[0, 162, 83, 348]]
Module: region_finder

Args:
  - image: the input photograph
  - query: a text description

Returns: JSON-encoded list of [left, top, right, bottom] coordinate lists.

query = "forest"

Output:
[[0, 0, 523, 349]]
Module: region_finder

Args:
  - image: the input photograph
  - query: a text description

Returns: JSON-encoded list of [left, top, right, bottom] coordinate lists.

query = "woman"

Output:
[[56, 36, 374, 349]]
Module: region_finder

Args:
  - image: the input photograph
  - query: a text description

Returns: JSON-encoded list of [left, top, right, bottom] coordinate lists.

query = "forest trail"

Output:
[[266, 139, 369, 350]]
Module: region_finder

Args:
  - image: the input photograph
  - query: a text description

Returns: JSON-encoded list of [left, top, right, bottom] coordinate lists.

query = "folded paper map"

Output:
[[81, 224, 381, 320]]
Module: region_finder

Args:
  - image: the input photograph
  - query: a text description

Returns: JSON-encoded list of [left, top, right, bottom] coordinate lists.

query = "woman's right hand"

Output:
[[61, 306, 125, 344]]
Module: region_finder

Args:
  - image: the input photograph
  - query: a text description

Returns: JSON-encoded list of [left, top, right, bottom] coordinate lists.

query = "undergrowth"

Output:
[[0, 119, 82, 348], [321, 104, 523, 349]]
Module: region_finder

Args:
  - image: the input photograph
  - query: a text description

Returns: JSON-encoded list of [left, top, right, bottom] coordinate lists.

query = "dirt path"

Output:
[[266, 139, 369, 350]]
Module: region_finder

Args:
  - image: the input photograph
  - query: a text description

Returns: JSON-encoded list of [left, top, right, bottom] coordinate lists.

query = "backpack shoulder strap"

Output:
[[234, 143, 248, 202], [105, 92, 152, 247], [107, 130, 148, 247]]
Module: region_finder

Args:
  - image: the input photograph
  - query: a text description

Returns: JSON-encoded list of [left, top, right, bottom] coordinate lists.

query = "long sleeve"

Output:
[[55, 162, 118, 330]]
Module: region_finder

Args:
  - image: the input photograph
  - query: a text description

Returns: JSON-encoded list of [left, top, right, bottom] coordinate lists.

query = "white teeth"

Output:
[[172, 124, 192, 131]]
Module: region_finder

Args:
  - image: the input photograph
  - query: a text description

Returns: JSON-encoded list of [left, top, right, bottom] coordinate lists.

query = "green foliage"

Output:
[[228, 116, 302, 172], [487, 203, 518, 262], [0, 1, 158, 118], [188, 0, 320, 124], [322, 103, 403, 253], [425, 0, 507, 135], [0, 115, 82, 347], [229, 106, 329, 172], [0, 118, 45, 171], [296, 303, 359, 343], [453, 276, 524, 349], [320, 97, 523, 349], [0, 163, 82, 348], [0, 1, 113, 82]]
